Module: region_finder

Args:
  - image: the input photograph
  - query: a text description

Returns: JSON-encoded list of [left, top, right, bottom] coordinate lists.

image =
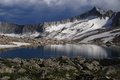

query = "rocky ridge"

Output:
[[0, 7, 120, 34], [0, 22, 44, 35], [0, 7, 120, 44]]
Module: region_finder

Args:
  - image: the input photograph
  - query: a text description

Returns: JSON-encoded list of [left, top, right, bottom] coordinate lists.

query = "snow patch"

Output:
[[11, 42, 30, 46], [0, 33, 22, 38], [0, 45, 17, 49], [0, 42, 30, 49]]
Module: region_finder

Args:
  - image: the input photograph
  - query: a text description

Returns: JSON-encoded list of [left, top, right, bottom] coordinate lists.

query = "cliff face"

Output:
[[0, 22, 21, 34], [112, 12, 120, 27], [22, 24, 44, 34], [0, 22, 44, 34]]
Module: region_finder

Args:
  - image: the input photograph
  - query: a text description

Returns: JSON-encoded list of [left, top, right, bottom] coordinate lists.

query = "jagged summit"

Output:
[[95, 7, 107, 15], [43, 7, 120, 27], [79, 7, 114, 19], [43, 7, 115, 27], [79, 7, 102, 18]]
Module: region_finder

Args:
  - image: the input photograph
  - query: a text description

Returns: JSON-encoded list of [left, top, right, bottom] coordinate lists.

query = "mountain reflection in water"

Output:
[[0, 44, 120, 59], [45, 44, 120, 59]]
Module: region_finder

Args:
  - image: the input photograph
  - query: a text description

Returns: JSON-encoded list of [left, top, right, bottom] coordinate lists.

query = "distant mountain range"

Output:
[[0, 7, 120, 44]]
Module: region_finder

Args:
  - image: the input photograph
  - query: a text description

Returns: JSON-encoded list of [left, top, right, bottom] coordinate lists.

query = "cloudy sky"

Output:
[[0, 0, 120, 24]]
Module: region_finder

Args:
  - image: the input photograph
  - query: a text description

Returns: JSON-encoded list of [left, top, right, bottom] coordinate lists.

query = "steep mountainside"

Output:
[[0, 7, 120, 44], [43, 7, 120, 44], [0, 22, 44, 37]]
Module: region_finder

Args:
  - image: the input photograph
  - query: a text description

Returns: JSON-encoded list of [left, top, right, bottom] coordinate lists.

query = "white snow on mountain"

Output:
[[0, 14, 118, 44], [45, 16, 111, 40], [96, 7, 107, 15], [80, 28, 120, 43]]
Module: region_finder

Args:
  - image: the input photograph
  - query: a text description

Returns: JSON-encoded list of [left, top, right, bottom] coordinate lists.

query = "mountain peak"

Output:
[[79, 7, 102, 19], [79, 7, 114, 19], [92, 7, 106, 14]]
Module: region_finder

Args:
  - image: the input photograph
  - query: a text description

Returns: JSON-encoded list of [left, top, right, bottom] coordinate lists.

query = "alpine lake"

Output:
[[0, 44, 120, 59]]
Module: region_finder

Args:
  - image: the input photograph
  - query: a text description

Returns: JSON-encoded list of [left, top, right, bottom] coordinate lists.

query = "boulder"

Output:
[[0, 76, 10, 80], [85, 61, 100, 71], [18, 68, 26, 73], [16, 77, 31, 80]]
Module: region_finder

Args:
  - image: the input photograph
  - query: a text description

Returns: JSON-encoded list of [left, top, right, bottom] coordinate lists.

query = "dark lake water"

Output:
[[0, 44, 120, 59]]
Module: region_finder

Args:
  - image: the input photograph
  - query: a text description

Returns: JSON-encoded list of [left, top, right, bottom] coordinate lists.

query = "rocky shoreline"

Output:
[[0, 35, 66, 46], [0, 57, 120, 80], [0, 35, 120, 49]]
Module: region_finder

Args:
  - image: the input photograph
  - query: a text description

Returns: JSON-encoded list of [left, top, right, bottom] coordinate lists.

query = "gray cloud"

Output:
[[90, 0, 120, 11], [0, 0, 120, 24], [0, 0, 120, 11]]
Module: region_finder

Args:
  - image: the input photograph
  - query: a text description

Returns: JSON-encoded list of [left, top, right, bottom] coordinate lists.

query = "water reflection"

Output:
[[0, 44, 120, 59], [45, 44, 120, 59]]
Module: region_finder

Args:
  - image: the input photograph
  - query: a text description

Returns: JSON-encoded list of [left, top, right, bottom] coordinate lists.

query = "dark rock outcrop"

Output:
[[0, 22, 22, 34], [0, 22, 44, 34], [112, 12, 120, 27]]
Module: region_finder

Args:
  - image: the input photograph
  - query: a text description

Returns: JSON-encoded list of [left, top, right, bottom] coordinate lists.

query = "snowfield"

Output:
[[80, 28, 120, 43], [0, 45, 17, 49], [0, 42, 30, 49], [11, 42, 30, 46], [45, 16, 112, 41]]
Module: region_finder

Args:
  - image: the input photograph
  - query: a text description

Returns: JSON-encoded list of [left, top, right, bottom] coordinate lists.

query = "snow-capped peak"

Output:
[[95, 7, 107, 15], [44, 7, 118, 41]]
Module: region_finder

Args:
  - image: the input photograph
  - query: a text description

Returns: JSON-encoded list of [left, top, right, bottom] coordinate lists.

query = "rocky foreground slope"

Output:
[[0, 57, 119, 80], [0, 7, 120, 44]]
